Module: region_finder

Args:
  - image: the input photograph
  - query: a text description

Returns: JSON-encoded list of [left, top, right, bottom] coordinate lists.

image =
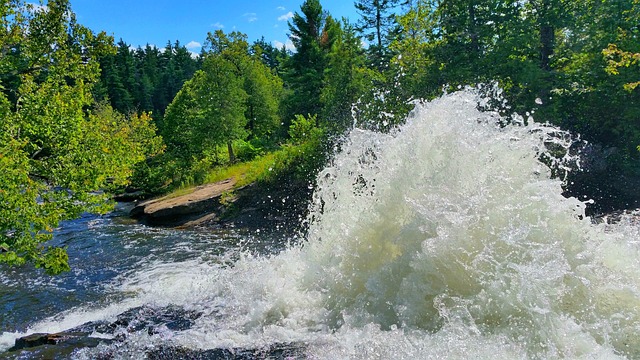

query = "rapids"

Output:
[[2, 88, 640, 359]]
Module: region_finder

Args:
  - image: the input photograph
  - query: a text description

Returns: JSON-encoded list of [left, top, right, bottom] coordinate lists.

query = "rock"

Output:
[[8, 331, 110, 353], [4, 305, 306, 359], [111, 305, 203, 334], [591, 209, 640, 225], [10, 333, 65, 350], [146, 343, 306, 360], [564, 142, 640, 215], [130, 178, 237, 226], [6, 305, 202, 357]]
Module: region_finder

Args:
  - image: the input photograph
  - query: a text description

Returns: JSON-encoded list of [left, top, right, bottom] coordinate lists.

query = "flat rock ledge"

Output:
[[130, 178, 237, 227]]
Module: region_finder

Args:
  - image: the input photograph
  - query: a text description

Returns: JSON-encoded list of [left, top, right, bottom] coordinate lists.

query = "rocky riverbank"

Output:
[[128, 176, 314, 234]]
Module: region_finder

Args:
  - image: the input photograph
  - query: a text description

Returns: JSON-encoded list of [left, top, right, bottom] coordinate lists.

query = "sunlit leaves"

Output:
[[603, 44, 640, 91], [0, 0, 161, 274]]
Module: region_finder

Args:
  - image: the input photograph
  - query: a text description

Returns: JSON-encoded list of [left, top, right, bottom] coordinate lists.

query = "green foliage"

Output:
[[235, 139, 264, 162], [219, 190, 236, 207], [184, 115, 326, 192], [285, 0, 339, 119], [0, 0, 161, 274], [320, 20, 372, 135], [163, 56, 247, 162], [252, 37, 290, 76], [157, 30, 286, 189], [288, 114, 322, 144], [95, 39, 200, 119], [244, 55, 284, 142], [603, 44, 640, 91]]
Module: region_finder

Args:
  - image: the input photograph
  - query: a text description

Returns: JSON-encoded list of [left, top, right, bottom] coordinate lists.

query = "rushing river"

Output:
[[2, 89, 640, 359]]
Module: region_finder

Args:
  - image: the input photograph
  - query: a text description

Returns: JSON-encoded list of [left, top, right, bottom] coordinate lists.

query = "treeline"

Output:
[[113, 0, 639, 211], [93, 40, 199, 120]]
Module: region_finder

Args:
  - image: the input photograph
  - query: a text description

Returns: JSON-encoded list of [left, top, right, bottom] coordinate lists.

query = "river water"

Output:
[[2, 89, 640, 359]]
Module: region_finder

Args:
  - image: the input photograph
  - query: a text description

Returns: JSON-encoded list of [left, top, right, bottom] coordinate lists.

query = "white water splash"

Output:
[[5, 89, 640, 359], [178, 89, 640, 358]]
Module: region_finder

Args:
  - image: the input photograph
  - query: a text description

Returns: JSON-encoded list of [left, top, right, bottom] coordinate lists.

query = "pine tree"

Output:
[[321, 19, 370, 134], [354, 0, 404, 68], [285, 0, 339, 121]]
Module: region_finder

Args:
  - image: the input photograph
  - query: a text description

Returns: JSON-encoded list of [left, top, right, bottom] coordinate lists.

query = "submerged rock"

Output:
[[146, 343, 306, 360], [10, 332, 85, 351], [4, 303, 308, 359], [5, 305, 202, 357]]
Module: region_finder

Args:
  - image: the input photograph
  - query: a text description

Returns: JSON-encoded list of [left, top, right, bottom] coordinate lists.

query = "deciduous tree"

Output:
[[0, 0, 162, 274]]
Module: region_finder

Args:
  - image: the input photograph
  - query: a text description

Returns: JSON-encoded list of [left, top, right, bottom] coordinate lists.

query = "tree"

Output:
[[244, 59, 284, 142], [163, 55, 247, 163], [354, 0, 404, 68], [321, 19, 371, 134], [285, 0, 339, 120], [0, 0, 162, 274], [204, 30, 284, 145], [252, 37, 290, 76]]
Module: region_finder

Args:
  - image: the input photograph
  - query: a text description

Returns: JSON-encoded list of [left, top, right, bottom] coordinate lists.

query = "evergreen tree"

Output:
[[321, 19, 371, 134], [354, 0, 405, 68], [252, 37, 290, 76], [285, 0, 339, 120]]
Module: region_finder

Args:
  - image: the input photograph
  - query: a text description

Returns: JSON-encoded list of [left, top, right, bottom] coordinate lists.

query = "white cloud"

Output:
[[278, 11, 293, 21], [186, 41, 201, 50], [212, 22, 224, 29], [277, 6, 285, 10], [243, 12, 258, 22], [273, 39, 295, 51]]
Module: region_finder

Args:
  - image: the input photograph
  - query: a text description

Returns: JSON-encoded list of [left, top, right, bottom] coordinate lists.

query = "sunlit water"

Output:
[[2, 89, 640, 359]]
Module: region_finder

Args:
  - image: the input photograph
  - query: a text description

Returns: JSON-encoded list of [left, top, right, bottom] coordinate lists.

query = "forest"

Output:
[[1, 0, 639, 273]]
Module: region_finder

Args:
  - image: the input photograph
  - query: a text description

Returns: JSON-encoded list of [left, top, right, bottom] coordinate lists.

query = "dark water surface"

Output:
[[0, 203, 289, 335]]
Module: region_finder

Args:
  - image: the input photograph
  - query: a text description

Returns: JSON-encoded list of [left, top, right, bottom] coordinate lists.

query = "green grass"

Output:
[[163, 144, 307, 199], [204, 149, 281, 187]]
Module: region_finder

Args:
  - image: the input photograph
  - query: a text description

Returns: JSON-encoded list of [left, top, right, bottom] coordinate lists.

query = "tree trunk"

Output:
[[538, 0, 554, 71], [540, 24, 554, 71], [468, 2, 479, 56], [227, 141, 236, 163]]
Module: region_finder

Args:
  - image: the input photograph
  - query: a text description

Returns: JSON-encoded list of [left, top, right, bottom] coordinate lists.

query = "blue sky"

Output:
[[69, 0, 360, 54]]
